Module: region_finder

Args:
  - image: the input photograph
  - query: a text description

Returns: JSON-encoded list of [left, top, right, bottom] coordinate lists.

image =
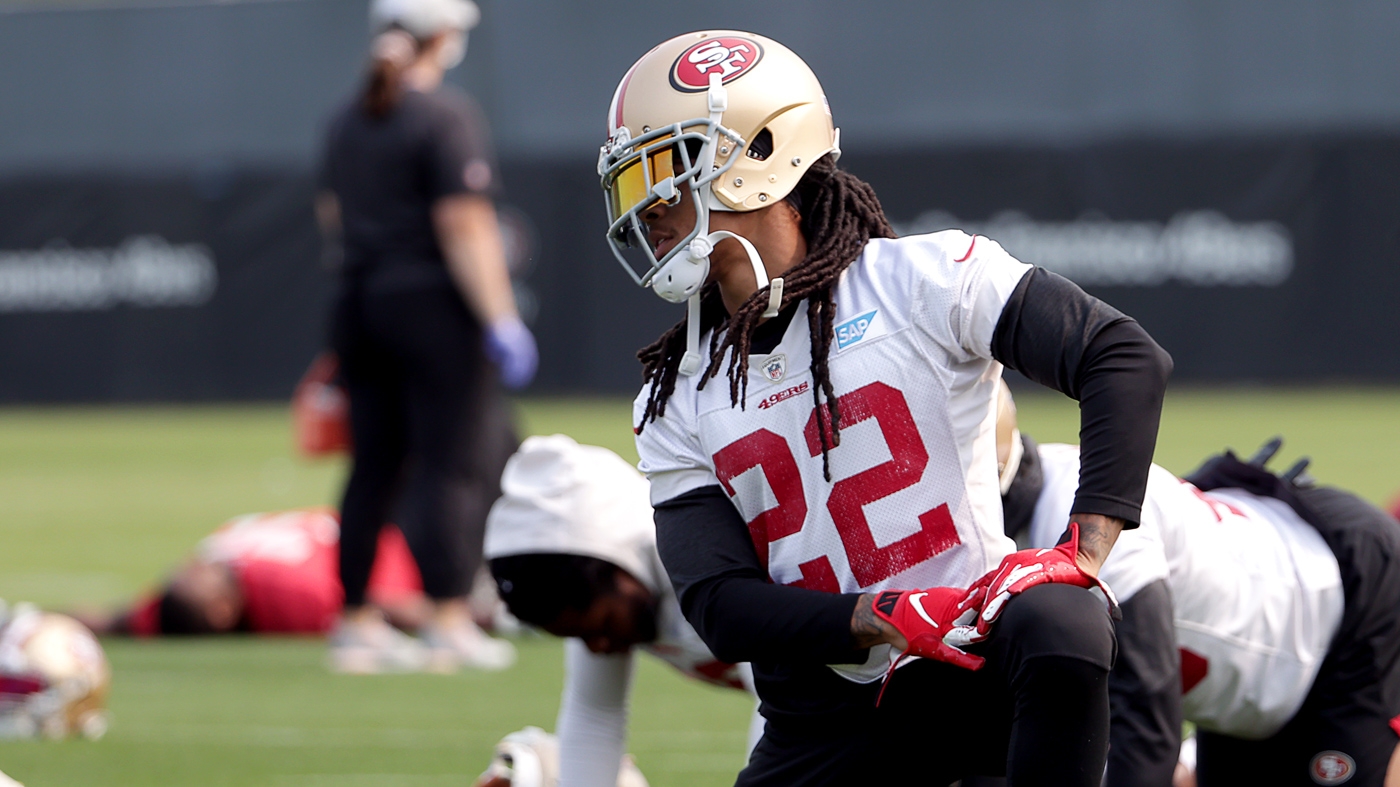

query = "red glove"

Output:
[[870, 587, 985, 671], [964, 521, 1118, 637]]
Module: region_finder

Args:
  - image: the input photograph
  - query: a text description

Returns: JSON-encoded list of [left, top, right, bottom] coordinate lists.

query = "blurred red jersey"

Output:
[[128, 509, 422, 635]]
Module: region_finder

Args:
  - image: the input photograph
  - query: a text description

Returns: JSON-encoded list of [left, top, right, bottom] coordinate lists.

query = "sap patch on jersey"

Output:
[[834, 310, 880, 350]]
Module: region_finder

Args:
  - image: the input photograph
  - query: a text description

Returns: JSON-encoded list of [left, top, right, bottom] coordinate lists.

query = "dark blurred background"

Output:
[[2, 0, 1398, 400]]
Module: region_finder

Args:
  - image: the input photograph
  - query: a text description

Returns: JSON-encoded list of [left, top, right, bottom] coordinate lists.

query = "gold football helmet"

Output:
[[599, 31, 839, 373], [0, 602, 111, 741], [602, 30, 840, 369], [995, 380, 1024, 494]]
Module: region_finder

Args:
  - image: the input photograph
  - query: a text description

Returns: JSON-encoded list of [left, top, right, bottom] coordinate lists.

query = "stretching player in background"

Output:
[[480, 435, 760, 787], [996, 385, 1400, 787], [78, 509, 430, 641], [603, 30, 1170, 785]]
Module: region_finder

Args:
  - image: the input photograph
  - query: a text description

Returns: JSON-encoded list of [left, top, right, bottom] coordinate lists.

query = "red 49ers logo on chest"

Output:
[[711, 382, 961, 592], [670, 36, 765, 92]]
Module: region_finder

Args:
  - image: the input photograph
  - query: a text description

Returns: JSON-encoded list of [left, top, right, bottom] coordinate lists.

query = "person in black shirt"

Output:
[[317, 0, 534, 674]]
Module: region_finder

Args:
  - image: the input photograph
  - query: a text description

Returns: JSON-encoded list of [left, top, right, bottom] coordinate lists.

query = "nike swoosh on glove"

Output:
[[964, 521, 1119, 637], [485, 317, 539, 390], [870, 587, 985, 671]]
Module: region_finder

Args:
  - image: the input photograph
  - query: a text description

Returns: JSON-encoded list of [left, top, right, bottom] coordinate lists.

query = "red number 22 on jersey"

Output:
[[712, 382, 961, 593]]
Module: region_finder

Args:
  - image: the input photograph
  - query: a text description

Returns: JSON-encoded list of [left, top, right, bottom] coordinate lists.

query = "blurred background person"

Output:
[[74, 509, 429, 640], [316, 0, 535, 674]]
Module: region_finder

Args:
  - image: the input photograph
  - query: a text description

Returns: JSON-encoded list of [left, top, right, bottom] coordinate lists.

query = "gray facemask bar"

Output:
[[599, 123, 745, 289]]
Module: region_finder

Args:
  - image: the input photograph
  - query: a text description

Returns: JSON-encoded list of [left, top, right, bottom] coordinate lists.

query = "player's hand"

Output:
[[963, 522, 1118, 636], [485, 316, 538, 390], [868, 587, 985, 671]]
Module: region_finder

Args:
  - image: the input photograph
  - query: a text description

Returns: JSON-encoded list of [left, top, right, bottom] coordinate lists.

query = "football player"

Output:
[[79, 510, 431, 662], [601, 30, 1172, 786], [999, 388, 1400, 787], [484, 435, 762, 787]]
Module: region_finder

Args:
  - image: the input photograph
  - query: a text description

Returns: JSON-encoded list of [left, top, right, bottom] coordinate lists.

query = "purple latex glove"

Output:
[[486, 316, 538, 390]]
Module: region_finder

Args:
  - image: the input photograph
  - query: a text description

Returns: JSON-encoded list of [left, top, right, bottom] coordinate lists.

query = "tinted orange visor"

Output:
[[607, 143, 674, 224]]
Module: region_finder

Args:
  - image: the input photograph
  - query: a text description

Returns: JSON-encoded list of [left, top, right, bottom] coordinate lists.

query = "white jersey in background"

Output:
[[1026, 443, 1345, 738], [636, 231, 1030, 682], [484, 435, 759, 787]]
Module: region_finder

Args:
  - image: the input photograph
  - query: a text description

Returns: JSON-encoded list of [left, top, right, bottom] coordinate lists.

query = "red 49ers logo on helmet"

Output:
[[670, 36, 764, 92]]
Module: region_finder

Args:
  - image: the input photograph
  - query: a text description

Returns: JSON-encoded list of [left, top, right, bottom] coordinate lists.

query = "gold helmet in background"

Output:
[[599, 30, 840, 374], [996, 380, 1024, 495], [0, 601, 110, 741], [471, 726, 649, 787]]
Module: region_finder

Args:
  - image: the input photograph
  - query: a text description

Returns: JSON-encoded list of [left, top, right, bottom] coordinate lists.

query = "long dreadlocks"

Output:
[[635, 154, 897, 479]]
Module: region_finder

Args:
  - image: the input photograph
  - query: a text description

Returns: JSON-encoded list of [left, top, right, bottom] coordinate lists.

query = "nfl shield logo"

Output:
[[761, 354, 787, 383]]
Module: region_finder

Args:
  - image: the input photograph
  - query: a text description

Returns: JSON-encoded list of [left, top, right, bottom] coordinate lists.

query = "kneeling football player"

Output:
[[998, 386, 1400, 787], [482, 435, 761, 787]]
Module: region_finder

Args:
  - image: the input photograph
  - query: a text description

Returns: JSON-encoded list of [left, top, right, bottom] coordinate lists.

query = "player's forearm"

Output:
[[851, 594, 906, 650], [685, 575, 864, 664], [992, 269, 1172, 526], [557, 641, 631, 787], [1071, 319, 1173, 526], [1062, 513, 1124, 577], [655, 487, 866, 664]]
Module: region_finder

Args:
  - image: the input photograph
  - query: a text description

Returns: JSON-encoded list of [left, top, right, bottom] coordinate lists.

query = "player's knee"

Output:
[[996, 583, 1116, 669]]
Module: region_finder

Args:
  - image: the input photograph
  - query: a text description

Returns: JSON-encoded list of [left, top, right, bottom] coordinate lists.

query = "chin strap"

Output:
[[708, 230, 783, 319], [674, 74, 780, 377], [676, 230, 782, 377], [678, 292, 703, 377]]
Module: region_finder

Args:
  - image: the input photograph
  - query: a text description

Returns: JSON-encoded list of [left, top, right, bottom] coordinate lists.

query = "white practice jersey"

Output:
[[636, 231, 1032, 682], [1028, 444, 1345, 738]]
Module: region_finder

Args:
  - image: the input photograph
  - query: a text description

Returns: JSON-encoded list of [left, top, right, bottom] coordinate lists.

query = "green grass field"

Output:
[[2, 389, 1399, 786]]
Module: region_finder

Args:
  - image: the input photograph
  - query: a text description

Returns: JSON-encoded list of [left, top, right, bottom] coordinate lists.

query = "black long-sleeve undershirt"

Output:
[[993, 267, 1173, 526], [655, 485, 866, 665], [655, 265, 1172, 668]]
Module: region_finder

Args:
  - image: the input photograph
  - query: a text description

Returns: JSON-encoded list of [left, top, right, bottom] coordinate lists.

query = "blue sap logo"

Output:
[[835, 310, 878, 350]]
